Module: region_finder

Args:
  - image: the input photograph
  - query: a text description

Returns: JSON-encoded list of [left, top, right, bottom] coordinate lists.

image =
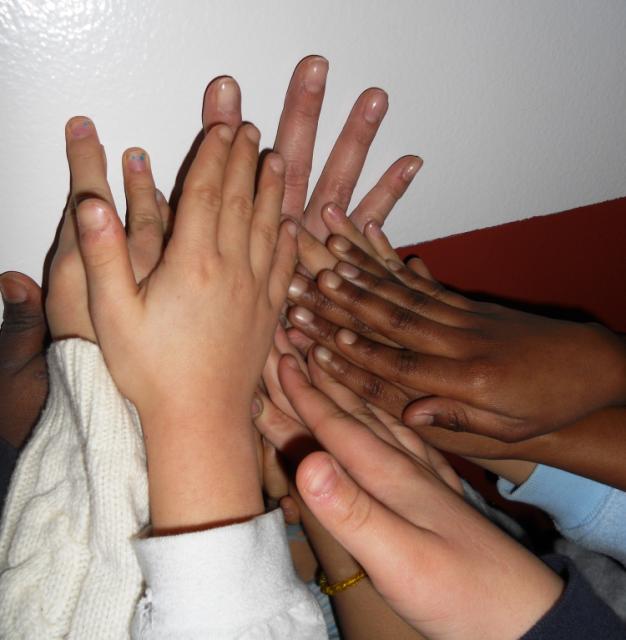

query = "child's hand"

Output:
[[287, 231, 626, 442], [47, 117, 170, 342], [73, 121, 296, 530]]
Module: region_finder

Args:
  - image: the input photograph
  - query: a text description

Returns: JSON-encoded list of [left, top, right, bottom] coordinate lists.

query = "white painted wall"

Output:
[[1, 0, 625, 285]]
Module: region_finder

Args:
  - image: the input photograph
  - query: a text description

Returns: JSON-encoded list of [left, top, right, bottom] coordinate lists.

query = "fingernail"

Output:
[[324, 203, 345, 224], [364, 90, 388, 124], [284, 354, 301, 371], [314, 345, 333, 363], [0, 275, 28, 304], [322, 271, 342, 290], [155, 189, 166, 204], [268, 153, 284, 174], [69, 117, 93, 139], [337, 329, 357, 345], [284, 220, 298, 238], [217, 125, 234, 142], [251, 395, 262, 418], [216, 77, 240, 114], [245, 125, 260, 144], [365, 220, 383, 237], [336, 263, 360, 280], [303, 57, 328, 93], [76, 201, 109, 232], [401, 157, 423, 182], [292, 306, 314, 325], [329, 235, 350, 252], [288, 275, 307, 298], [305, 457, 338, 496], [386, 259, 403, 272], [126, 150, 148, 172]]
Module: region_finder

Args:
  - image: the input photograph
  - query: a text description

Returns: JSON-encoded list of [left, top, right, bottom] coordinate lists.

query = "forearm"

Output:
[[142, 402, 264, 533], [299, 498, 425, 640]]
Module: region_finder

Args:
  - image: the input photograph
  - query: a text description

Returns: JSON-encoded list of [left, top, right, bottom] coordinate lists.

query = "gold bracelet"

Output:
[[319, 568, 367, 596]]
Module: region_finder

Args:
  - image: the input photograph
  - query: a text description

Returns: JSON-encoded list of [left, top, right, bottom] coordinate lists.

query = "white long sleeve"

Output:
[[132, 510, 327, 639], [0, 339, 326, 639], [0, 339, 149, 639]]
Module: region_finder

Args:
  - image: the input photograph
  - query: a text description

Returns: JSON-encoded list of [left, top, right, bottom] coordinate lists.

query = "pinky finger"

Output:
[[252, 152, 286, 277], [268, 219, 298, 309]]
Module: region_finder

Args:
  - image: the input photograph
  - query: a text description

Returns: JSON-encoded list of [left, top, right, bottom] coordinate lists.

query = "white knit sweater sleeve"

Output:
[[132, 509, 328, 639], [0, 339, 149, 640]]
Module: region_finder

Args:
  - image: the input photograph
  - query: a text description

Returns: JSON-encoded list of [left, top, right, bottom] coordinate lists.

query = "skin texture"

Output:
[[69, 119, 296, 532], [286, 230, 626, 442], [274, 354, 563, 640]]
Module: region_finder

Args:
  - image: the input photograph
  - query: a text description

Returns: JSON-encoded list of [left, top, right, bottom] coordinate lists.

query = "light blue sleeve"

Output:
[[498, 465, 626, 566]]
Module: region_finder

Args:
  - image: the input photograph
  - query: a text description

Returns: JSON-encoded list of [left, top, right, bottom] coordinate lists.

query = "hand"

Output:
[[276, 354, 563, 640], [47, 117, 171, 342], [287, 231, 626, 441], [0, 273, 48, 447], [201, 59, 423, 277], [74, 121, 295, 530]]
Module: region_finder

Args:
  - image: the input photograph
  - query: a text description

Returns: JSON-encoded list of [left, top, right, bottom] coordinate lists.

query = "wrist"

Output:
[[140, 403, 263, 534]]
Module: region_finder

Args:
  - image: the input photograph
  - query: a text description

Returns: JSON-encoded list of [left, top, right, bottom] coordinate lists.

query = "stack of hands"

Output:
[[1, 56, 625, 639]]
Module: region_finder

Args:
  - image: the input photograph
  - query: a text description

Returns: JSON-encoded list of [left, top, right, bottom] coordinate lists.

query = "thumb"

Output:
[[0, 272, 47, 365], [75, 198, 136, 318], [402, 396, 520, 442], [297, 451, 427, 601]]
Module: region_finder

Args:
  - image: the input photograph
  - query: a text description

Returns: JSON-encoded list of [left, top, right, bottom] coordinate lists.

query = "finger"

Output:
[[307, 353, 401, 449], [405, 255, 435, 281], [325, 231, 389, 277], [0, 272, 47, 366], [349, 155, 423, 231], [311, 344, 411, 419], [253, 390, 318, 465], [155, 189, 173, 239], [296, 226, 337, 277], [288, 273, 393, 343], [274, 55, 329, 220], [363, 219, 406, 265], [332, 328, 466, 398], [286, 326, 314, 356], [268, 220, 298, 309], [333, 262, 470, 327], [201, 76, 243, 132], [317, 270, 467, 355], [251, 152, 285, 276], [172, 124, 234, 256], [218, 124, 261, 255], [403, 396, 526, 443], [297, 450, 430, 605], [279, 355, 421, 499], [304, 88, 388, 240], [279, 495, 302, 525], [75, 198, 137, 319], [123, 148, 164, 279], [262, 437, 289, 500], [65, 117, 115, 208]]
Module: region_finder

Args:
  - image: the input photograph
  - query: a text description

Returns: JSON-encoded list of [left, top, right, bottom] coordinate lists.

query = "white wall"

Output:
[[1, 0, 625, 285]]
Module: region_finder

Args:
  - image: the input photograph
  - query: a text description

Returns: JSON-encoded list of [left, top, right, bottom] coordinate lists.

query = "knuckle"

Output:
[[253, 221, 277, 248], [380, 176, 406, 200], [129, 211, 162, 235], [442, 406, 470, 432], [388, 305, 417, 331], [190, 185, 222, 211], [325, 176, 355, 210], [228, 194, 254, 220], [361, 375, 386, 400], [338, 488, 373, 534], [284, 160, 312, 189], [394, 350, 419, 375], [465, 358, 493, 394]]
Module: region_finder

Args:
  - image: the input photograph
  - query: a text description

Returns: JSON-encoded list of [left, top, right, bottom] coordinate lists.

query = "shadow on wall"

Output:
[[398, 197, 626, 333]]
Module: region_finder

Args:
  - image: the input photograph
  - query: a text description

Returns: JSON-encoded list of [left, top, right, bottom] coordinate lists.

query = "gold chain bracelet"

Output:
[[319, 569, 367, 596]]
